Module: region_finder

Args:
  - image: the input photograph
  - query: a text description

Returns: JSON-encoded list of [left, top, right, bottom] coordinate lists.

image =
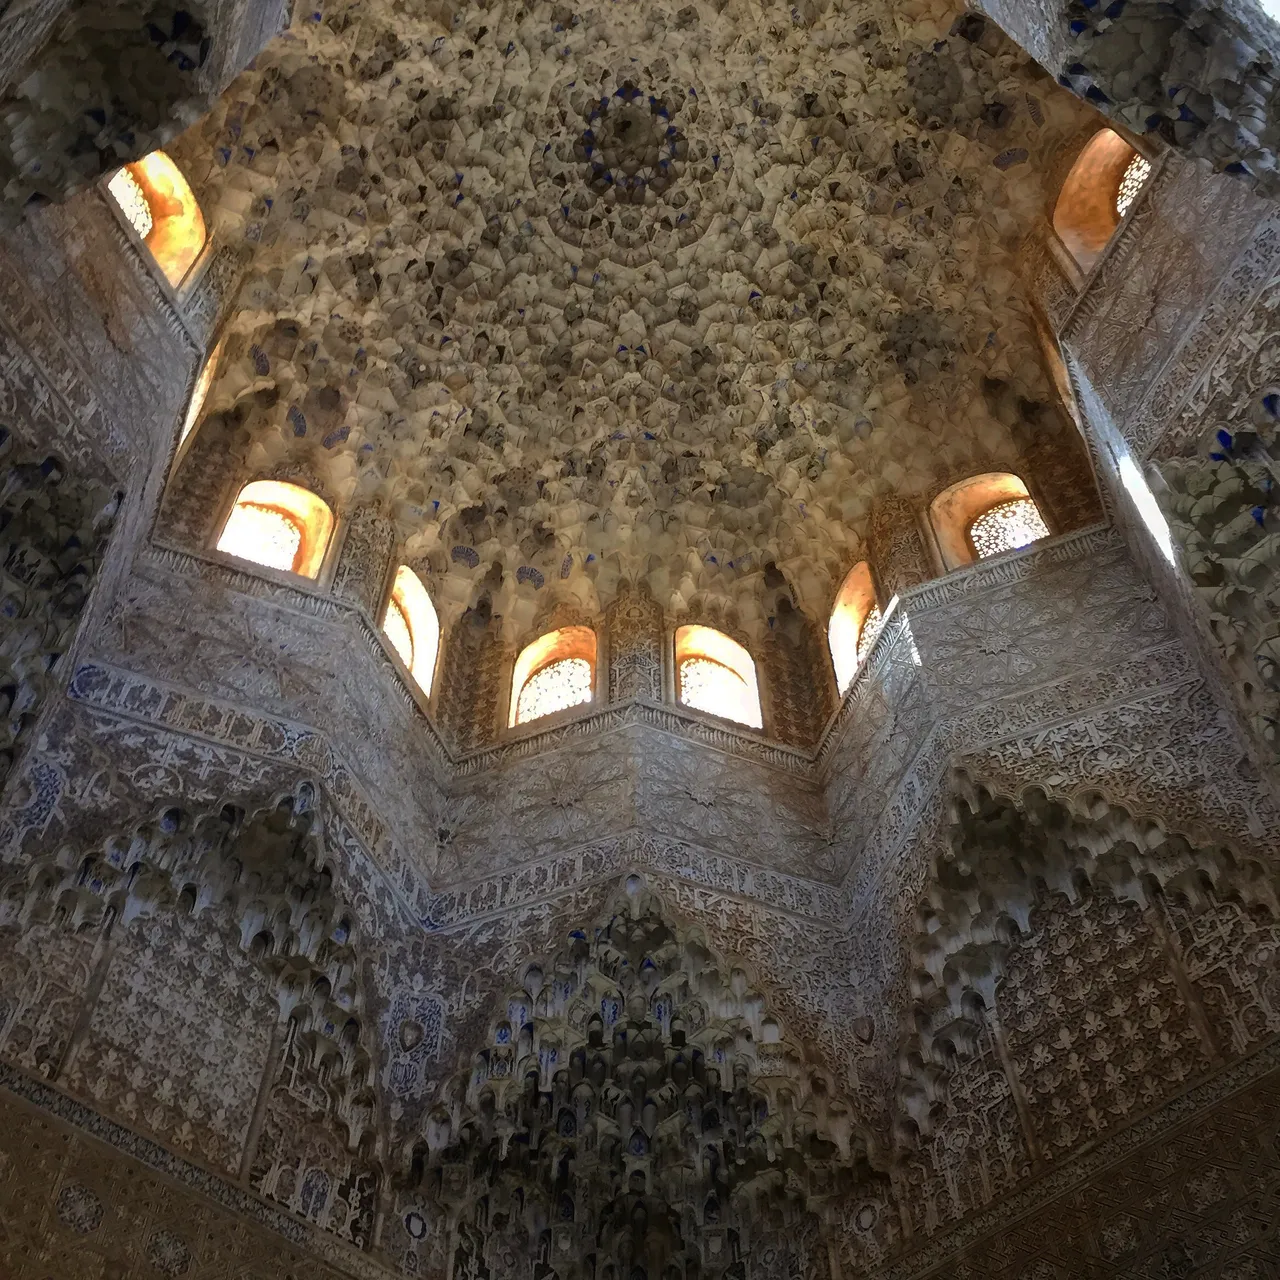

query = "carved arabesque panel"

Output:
[[1001, 888, 1212, 1158], [606, 581, 663, 702], [1163, 894, 1280, 1058], [892, 770, 1279, 1242], [62, 905, 277, 1176], [867, 494, 930, 600], [0, 920, 94, 1079], [435, 600, 504, 753], [899, 1021, 1027, 1238], [249, 1024, 381, 1248], [333, 504, 395, 615]]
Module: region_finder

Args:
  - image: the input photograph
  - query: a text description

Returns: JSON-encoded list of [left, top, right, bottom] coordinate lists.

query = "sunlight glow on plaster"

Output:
[[675, 625, 762, 729], [1118, 453, 1177, 564], [216, 480, 334, 578]]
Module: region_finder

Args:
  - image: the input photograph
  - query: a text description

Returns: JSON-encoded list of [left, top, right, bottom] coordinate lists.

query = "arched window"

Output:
[[107, 151, 207, 288], [216, 480, 334, 579], [828, 562, 883, 695], [510, 626, 597, 727], [383, 565, 440, 694], [675, 625, 762, 730], [930, 473, 1049, 570], [1053, 129, 1151, 274]]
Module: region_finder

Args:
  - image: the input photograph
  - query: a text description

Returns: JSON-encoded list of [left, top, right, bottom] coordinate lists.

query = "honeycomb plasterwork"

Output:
[[871, 1042, 1280, 1279], [981, 0, 1280, 197], [398, 885, 891, 1278], [164, 0, 1099, 633], [2, 0, 1280, 1275], [0, 0, 290, 218], [4, 506, 1280, 1274]]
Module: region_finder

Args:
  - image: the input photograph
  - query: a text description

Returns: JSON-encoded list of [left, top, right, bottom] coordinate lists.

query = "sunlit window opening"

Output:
[[384, 598, 413, 669], [106, 151, 207, 288], [216, 480, 334, 578], [1115, 153, 1152, 217], [931, 472, 1049, 571], [510, 626, 597, 727], [969, 498, 1051, 560], [108, 167, 153, 239], [221, 503, 301, 571], [675, 625, 763, 730], [856, 604, 883, 664], [828, 561, 883, 695], [1053, 129, 1147, 274], [383, 565, 440, 693], [518, 658, 592, 723], [178, 335, 225, 451]]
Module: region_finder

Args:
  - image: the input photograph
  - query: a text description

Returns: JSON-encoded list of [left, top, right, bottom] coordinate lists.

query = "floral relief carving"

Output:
[[4, 1, 1280, 1276], [62, 906, 277, 1175], [1001, 890, 1212, 1157]]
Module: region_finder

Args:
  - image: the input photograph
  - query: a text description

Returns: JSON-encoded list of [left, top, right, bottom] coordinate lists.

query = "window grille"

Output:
[[516, 657, 592, 724], [1115, 153, 1152, 218], [108, 168, 154, 239], [217, 502, 303, 572], [968, 498, 1049, 560]]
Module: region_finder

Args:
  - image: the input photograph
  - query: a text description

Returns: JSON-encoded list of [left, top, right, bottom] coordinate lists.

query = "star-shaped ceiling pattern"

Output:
[[173, 0, 1090, 634]]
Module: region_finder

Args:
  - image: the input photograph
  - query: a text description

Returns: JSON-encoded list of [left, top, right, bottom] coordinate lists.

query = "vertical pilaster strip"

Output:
[[1145, 903, 1221, 1065], [55, 931, 117, 1083], [987, 1002, 1045, 1173], [240, 1016, 288, 1186]]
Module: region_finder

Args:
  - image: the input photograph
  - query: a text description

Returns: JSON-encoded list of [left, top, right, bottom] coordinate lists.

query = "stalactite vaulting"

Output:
[[2, 0, 1280, 1277]]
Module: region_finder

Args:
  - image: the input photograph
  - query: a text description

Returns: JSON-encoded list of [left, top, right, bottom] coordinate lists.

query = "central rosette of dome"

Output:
[[576, 83, 686, 205]]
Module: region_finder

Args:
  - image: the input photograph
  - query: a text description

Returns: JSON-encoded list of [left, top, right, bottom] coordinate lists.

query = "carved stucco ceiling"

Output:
[[174, 0, 1090, 633]]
